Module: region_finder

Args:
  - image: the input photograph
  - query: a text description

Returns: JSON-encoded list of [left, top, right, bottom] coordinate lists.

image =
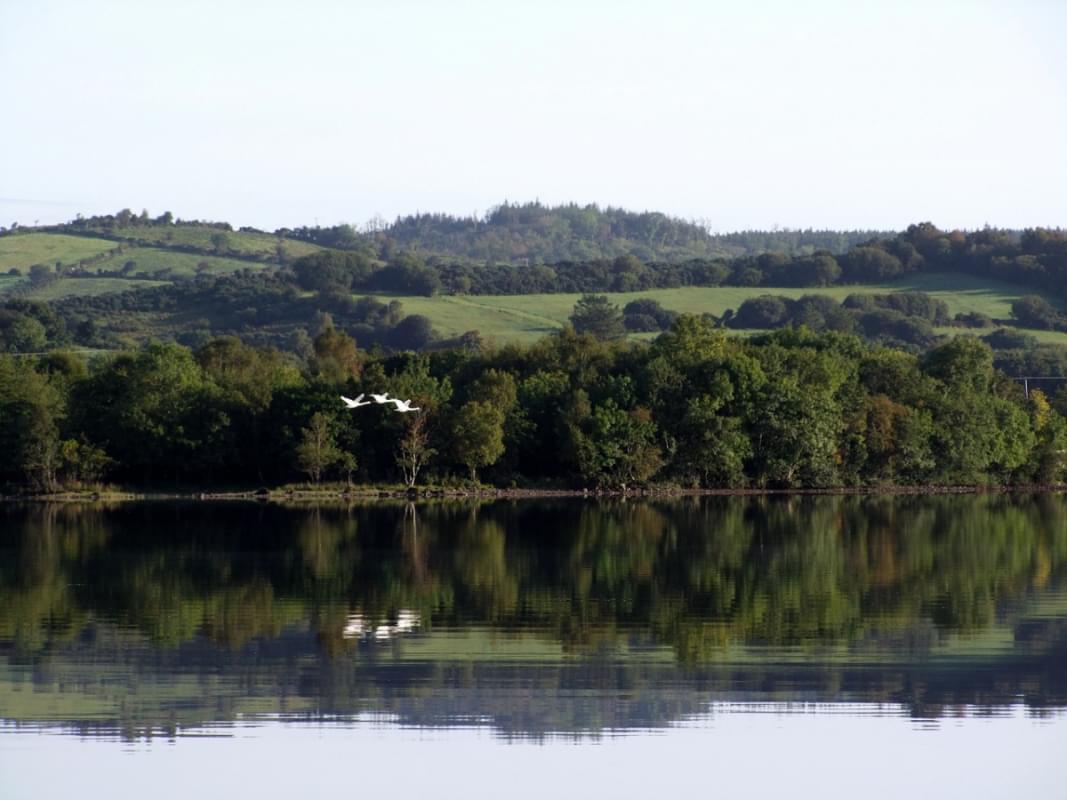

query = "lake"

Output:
[[1, 496, 1065, 798]]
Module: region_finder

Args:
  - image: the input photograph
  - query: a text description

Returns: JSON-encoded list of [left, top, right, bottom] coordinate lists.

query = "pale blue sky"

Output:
[[2, 0, 1065, 231]]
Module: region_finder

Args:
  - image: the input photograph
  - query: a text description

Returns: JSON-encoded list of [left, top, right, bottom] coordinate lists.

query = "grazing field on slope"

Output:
[[87, 247, 267, 277], [378, 272, 1062, 344], [90, 225, 322, 259], [0, 233, 117, 270], [23, 277, 168, 301], [0, 275, 27, 294]]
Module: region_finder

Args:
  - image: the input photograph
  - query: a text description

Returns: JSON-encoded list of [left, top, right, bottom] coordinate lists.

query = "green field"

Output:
[[0, 275, 27, 293], [0, 233, 117, 271], [24, 277, 168, 301], [87, 247, 266, 277], [92, 225, 322, 259], [378, 272, 1061, 344]]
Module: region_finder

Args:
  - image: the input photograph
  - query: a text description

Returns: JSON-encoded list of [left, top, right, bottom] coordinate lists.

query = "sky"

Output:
[[2, 0, 1065, 232]]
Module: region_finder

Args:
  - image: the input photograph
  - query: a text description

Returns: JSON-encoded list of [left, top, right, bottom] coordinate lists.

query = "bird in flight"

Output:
[[387, 398, 421, 413], [342, 392, 421, 413]]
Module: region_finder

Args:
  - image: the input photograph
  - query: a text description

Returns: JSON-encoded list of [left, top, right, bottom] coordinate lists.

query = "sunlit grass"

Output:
[[0, 233, 116, 270], [87, 247, 266, 277], [24, 277, 168, 300], [94, 225, 322, 259], [377, 272, 1059, 343]]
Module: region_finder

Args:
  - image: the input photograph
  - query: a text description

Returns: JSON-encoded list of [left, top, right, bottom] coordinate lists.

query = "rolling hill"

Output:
[[378, 272, 1067, 345], [363, 201, 889, 263], [0, 233, 118, 271]]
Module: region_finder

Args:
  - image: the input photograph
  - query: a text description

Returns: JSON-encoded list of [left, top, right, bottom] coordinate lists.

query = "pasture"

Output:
[[0, 275, 27, 294], [0, 233, 117, 271], [23, 277, 168, 301], [87, 247, 266, 277], [379, 272, 1058, 344], [94, 225, 322, 259]]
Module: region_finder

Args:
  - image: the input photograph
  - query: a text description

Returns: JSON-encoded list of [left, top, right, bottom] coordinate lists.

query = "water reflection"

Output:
[[1, 495, 1066, 740]]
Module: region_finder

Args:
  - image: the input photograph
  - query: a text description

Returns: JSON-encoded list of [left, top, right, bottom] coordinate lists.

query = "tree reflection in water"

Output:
[[1, 495, 1066, 739]]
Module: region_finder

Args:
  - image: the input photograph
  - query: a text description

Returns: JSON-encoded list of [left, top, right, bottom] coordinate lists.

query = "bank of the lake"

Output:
[[5, 481, 1067, 504]]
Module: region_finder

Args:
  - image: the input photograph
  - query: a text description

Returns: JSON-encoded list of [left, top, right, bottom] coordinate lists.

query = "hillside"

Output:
[[2, 210, 1066, 378], [0, 232, 117, 271], [0, 228, 303, 301], [351, 201, 889, 263], [379, 273, 1067, 346]]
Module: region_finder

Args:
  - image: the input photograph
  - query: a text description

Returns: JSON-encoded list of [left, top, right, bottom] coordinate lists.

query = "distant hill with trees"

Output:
[[295, 201, 890, 263]]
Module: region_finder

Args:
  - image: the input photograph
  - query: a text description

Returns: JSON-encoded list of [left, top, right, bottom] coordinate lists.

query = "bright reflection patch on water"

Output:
[[2, 706, 1065, 800]]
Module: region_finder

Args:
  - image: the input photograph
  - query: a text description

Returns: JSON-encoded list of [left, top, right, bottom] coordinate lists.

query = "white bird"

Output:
[[342, 613, 366, 638], [370, 393, 392, 404], [341, 394, 372, 409], [387, 398, 421, 413]]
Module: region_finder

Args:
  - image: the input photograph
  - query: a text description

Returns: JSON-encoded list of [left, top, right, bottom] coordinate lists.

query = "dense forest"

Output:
[[2, 318, 1065, 492]]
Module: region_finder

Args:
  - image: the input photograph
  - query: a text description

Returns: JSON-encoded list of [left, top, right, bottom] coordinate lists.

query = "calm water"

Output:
[[1, 496, 1065, 798]]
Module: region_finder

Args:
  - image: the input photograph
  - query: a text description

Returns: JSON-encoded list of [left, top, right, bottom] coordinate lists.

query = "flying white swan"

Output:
[[341, 391, 421, 413], [341, 394, 372, 408], [387, 398, 421, 413]]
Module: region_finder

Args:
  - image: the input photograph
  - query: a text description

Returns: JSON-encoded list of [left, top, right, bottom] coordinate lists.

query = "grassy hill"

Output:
[[85, 247, 266, 277], [0, 275, 26, 293], [24, 277, 169, 301], [378, 272, 1067, 345], [3, 213, 1064, 358], [0, 233, 117, 270], [0, 226, 313, 301], [82, 224, 322, 260]]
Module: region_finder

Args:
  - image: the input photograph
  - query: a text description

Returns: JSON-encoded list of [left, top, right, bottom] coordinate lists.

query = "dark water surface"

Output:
[[1, 496, 1065, 798]]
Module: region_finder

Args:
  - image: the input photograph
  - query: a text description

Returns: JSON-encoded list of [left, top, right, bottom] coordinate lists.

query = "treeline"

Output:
[[287, 222, 1067, 299], [2, 318, 1065, 492], [57, 208, 229, 234], [571, 291, 1067, 373], [725, 292, 951, 350], [723, 292, 1067, 357]]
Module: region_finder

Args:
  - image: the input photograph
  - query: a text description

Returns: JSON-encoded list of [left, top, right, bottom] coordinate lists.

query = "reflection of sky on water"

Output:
[[2, 706, 1064, 800]]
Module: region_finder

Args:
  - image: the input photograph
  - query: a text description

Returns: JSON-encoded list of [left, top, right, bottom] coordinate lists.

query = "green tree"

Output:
[[451, 401, 505, 482], [296, 412, 343, 484], [0, 357, 64, 489], [571, 401, 664, 488], [921, 337, 994, 394], [569, 294, 624, 340], [0, 312, 47, 353], [58, 437, 113, 485], [210, 232, 231, 254], [310, 325, 363, 382], [396, 413, 435, 488], [673, 395, 751, 487], [71, 343, 210, 482]]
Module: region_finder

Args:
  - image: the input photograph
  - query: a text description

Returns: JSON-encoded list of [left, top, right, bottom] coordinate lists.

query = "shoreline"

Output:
[[3, 483, 1066, 503]]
